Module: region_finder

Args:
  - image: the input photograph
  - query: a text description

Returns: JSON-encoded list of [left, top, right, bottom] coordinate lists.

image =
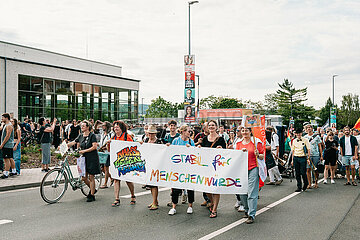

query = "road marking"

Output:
[[120, 187, 171, 198], [198, 178, 326, 240], [0, 220, 13, 225]]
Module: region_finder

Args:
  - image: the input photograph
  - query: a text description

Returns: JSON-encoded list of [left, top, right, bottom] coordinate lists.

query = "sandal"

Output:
[[148, 203, 159, 208], [130, 195, 136, 205], [149, 204, 158, 210], [99, 185, 108, 189], [344, 182, 351, 186], [201, 201, 208, 206], [112, 199, 120, 207], [352, 182, 357, 186], [210, 211, 217, 218]]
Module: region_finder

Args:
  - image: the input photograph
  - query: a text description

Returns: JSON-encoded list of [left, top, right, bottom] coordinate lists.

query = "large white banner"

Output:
[[109, 141, 248, 194]]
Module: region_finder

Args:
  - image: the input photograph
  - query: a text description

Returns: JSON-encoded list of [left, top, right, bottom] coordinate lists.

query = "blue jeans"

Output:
[[13, 142, 21, 174], [240, 167, 259, 219]]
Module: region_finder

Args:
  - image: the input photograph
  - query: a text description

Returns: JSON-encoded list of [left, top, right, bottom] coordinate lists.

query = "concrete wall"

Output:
[[0, 41, 122, 77]]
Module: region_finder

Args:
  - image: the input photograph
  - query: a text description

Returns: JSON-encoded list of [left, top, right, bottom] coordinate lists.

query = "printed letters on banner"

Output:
[[109, 141, 249, 194]]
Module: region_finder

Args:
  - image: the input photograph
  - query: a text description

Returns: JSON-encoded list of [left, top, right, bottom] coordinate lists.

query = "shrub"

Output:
[[21, 155, 29, 163]]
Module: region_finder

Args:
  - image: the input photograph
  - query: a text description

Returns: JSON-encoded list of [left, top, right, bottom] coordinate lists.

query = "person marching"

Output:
[[168, 125, 195, 215], [291, 128, 311, 192], [234, 127, 265, 224], [199, 120, 227, 218], [304, 124, 323, 189], [323, 132, 338, 184], [339, 126, 358, 186], [143, 125, 163, 210], [108, 120, 136, 206], [265, 126, 283, 185], [67, 120, 100, 202], [99, 121, 113, 189]]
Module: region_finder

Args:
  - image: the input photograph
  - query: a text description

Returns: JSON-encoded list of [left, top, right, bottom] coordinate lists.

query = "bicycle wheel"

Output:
[[80, 172, 104, 196], [40, 168, 68, 204]]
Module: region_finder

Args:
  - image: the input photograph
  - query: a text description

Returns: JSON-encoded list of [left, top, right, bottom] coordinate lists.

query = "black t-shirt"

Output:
[[200, 136, 226, 149], [70, 125, 80, 140], [39, 124, 52, 143], [75, 132, 98, 159], [324, 139, 338, 160], [164, 133, 180, 144]]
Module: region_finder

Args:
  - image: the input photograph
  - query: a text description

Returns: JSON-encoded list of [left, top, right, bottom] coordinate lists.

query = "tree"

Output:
[[244, 100, 265, 114], [264, 93, 279, 114], [200, 95, 219, 109], [318, 97, 333, 126], [337, 93, 360, 128], [212, 97, 245, 109], [145, 96, 177, 118], [274, 79, 310, 127]]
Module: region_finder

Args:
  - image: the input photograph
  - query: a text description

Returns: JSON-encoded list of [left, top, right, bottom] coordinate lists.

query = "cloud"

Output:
[[0, 0, 359, 109]]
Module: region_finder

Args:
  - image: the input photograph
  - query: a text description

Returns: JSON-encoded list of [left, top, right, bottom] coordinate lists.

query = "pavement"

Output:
[[0, 165, 78, 192], [0, 175, 359, 240]]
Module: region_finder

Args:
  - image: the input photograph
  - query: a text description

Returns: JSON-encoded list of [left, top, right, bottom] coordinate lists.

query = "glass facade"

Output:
[[18, 75, 138, 122]]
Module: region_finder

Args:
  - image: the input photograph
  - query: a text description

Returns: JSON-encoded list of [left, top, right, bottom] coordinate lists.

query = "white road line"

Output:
[[0, 220, 13, 225], [120, 187, 171, 198], [198, 178, 326, 240]]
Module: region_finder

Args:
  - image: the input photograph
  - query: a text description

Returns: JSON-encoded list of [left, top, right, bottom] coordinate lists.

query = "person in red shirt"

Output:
[[234, 127, 264, 224], [108, 120, 136, 207]]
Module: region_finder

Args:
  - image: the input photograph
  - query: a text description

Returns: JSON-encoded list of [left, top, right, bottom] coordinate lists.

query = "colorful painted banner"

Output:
[[109, 141, 249, 194]]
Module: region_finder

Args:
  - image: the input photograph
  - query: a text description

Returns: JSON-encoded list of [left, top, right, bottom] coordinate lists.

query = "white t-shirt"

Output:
[[271, 133, 279, 155], [344, 136, 352, 156]]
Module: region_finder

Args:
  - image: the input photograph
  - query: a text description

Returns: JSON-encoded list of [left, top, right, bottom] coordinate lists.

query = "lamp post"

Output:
[[141, 97, 144, 124], [196, 75, 200, 122], [332, 75, 338, 106], [188, 1, 199, 55]]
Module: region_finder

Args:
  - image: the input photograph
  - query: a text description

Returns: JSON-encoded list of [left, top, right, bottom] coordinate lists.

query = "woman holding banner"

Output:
[[200, 120, 226, 218], [108, 120, 136, 207], [143, 125, 163, 210], [234, 127, 264, 224], [168, 125, 195, 215]]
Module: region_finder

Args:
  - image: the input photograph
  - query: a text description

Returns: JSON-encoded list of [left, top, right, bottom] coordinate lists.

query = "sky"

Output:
[[0, 0, 359, 109]]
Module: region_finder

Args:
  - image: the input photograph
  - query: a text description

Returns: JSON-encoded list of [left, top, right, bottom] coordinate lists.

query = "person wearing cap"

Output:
[[142, 125, 163, 210], [291, 128, 311, 192]]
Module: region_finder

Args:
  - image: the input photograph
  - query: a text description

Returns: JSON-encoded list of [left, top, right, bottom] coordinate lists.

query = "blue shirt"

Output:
[[172, 136, 195, 146]]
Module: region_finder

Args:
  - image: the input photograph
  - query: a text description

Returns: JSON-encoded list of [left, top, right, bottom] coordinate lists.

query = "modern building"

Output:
[[0, 41, 140, 123]]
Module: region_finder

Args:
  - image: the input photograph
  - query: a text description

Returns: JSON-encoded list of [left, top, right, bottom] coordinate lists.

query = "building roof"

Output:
[[0, 40, 140, 82]]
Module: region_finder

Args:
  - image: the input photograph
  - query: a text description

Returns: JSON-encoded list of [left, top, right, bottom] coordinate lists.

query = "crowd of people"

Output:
[[1, 112, 359, 224]]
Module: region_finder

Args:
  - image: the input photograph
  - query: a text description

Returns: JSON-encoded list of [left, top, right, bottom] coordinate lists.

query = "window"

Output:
[[19, 75, 30, 91], [30, 77, 43, 92]]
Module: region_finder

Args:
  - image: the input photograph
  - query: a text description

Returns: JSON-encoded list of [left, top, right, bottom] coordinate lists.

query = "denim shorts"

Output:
[[342, 156, 356, 166], [307, 156, 320, 169]]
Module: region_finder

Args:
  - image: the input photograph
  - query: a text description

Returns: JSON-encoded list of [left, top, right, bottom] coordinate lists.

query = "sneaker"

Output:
[[245, 216, 254, 224], [238, 205, 245, 212], [331, 179, 335, 184], [168, 208, 176, 215], [275, 179, 283, 185], [86, 195, 95, 202], [182, 194, 187, 204], [295, 188, 301, 192], [323, 180, 327, 184], [41, 169, 46, 172], [167, 201, 172, 207], [242, 212, 249, 218], [0, 174, 8, 179], [187, 207, 193, 214], [234, 200, 241, 208], [9, 172, 17, 176]]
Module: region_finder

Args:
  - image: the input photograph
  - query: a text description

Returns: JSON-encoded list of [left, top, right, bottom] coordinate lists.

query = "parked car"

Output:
[[129, 127, 145, 142]]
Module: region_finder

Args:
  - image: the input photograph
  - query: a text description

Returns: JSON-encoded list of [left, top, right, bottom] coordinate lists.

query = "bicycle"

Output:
[[40, 151, 103, 204]]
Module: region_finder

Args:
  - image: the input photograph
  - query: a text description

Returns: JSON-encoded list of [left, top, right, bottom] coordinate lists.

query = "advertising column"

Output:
[[330, 107, 336, 130], [184, 55, 195, 123]]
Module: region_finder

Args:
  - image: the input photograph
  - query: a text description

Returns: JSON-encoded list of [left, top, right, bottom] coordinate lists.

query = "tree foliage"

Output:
[[145, 96, 180, 118], [200, 95, 245, 109], [337, 93, 360, 128], [318, 97, 333, 126], [273, 79, 313, 128]]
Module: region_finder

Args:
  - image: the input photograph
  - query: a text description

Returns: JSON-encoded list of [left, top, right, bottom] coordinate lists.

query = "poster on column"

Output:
[[109, 141, 249, 194], [185, 72, 195, 88], [184, 105, 196, 122]]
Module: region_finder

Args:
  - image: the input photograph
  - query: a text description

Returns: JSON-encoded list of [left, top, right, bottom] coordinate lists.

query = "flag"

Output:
[[354, 118, 360, 131], [322, 118, 330, 130]]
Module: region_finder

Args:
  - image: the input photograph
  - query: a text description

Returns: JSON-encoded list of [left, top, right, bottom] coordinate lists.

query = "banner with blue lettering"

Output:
[[109, 141, 248, 194]]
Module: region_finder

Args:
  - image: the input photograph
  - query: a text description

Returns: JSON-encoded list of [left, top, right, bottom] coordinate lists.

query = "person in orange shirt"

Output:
[[108, 120, 136, 207]]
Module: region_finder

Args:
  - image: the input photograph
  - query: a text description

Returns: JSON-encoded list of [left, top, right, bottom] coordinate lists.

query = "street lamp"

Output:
[[196, 75, 200, 121], [188, 1, 199, 55], [141, 97, 144, 124], [332, 75, 338, 106]]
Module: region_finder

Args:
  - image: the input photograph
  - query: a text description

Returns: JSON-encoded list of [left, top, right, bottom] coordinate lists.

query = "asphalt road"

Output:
[[0, 177, 359, 240]]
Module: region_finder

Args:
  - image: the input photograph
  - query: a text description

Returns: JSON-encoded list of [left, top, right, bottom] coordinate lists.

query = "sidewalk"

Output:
[[0, 165, 78, 192]]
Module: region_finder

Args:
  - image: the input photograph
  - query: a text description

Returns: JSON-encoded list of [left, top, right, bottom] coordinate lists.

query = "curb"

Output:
[[0, 182, 41, 192]]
